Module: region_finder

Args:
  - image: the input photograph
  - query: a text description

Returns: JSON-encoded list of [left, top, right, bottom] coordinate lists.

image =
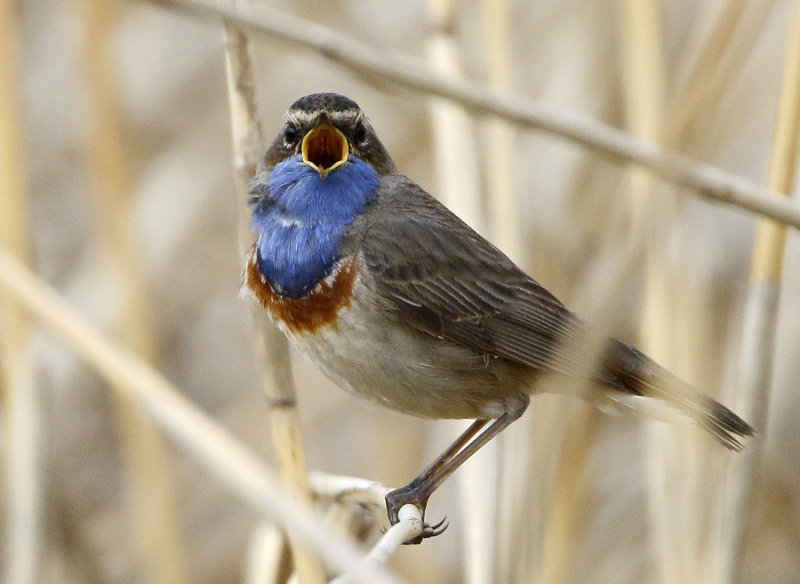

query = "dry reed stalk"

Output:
[[536, 406, 598, 584], [543, 3, 773, 581], [479, 1, 529, 579], [425, 2, 496, 582], [0, 2, 41, 583], [77, 1, 187, 581], [506, 0, 724, 566], [222, 21, 324, 584], [245, 523, 291, 584], [506, 290, 629, 580], [667, 1, 768, 145], [143, 0, 800, 231], [426, 0, 485, 229], [501, 292, 633, 580], [309, 472, 389, 508], [616, 2, 701, 582], [524, 282, 649, 582], [0, 1, 29, 267], [0, 249, 404, 584], [519, 6, 625, 580], [659, 4, 766, 582], [715, 4, 800, 582], [482, 0, 518, 258], [481, 2, 602, 580]]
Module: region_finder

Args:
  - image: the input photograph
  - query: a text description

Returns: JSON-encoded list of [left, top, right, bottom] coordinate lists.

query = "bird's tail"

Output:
[[594, 338, 755, 451]]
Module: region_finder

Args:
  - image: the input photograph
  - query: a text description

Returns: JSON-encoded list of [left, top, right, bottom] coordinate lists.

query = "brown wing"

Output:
[[348, 174, 585, 375]]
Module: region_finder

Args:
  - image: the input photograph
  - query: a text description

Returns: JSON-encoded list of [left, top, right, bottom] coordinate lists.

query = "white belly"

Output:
[[280, 286, 529, 420]]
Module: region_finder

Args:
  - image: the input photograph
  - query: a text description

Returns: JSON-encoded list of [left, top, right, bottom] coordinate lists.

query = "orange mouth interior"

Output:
[[302, 124, 348, 175]]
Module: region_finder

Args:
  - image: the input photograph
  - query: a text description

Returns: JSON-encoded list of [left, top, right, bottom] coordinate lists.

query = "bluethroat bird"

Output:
[[246, 93, 754, 543]]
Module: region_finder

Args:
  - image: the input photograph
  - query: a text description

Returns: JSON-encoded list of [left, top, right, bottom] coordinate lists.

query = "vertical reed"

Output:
[[482, 0, 518, 258], [663, 4, 768, 583], [426, 1, 494, 582], [616, 2, 693, 583], [717, 3, 800, 581], [78, 1, 187, 581], [222, 19, 324, 584], [480, 1, 523, 580], [668, 1, 769, 145], [0, 2, 41, 583]]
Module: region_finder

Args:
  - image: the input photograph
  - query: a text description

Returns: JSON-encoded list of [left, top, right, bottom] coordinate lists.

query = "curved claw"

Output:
[[403, 516, 449, 545], [427, 515, 448, 532], [422, 517, 449, 538]]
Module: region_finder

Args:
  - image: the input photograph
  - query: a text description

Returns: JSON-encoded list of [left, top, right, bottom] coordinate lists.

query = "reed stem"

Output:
[[0, 2, 41, 582], [222, 20, 324, 584]]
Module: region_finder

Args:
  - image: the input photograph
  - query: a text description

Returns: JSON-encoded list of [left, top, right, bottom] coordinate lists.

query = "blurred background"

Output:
[[1, 0, 799, 582]]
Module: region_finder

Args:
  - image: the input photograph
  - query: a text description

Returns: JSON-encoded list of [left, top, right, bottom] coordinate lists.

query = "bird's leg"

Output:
[[385, 408, 526, 543], [385, 418, 488, 526], [404, 418, 489, 496]]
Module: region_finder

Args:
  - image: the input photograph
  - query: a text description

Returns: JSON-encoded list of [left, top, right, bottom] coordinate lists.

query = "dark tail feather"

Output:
[[596, 339, 755, 451], [696, 397, 756, 451]]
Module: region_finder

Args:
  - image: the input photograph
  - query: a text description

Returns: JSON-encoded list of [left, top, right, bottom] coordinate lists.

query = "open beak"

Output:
[[301, 116, 349, 177]]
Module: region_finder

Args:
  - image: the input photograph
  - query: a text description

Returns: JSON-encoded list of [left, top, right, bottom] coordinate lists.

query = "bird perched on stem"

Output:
[[245, 92, 754, 543]]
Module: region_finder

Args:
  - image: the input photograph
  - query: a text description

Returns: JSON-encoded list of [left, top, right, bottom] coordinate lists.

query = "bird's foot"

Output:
[[385, 481, 448, 544], [418, 515, 449, 542]]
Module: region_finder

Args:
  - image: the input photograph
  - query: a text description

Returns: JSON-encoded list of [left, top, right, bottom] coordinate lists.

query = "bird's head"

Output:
[[262, 93, 396, 177]]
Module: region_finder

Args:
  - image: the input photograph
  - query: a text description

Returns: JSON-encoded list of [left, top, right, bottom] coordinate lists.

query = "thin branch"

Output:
[[361, 505, 423, 568], [311, 473, 436, 573], [137, 0, 800, 230], [309, 472, 390, 509], [0, 248, 404, 584], [330, 505, 423, 584]]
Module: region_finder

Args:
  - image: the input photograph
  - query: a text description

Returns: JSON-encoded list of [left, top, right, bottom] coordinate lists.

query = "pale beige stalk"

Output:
[[222, 21, 324, 584], [624, 0, 681, 577], [0, 2, 40, 582], [668, 1, 768, 144], [426, 0, 484, 230], [245, 523, 290, 584], [637, 3, 769, 580], [715, 4, 800, 582], [482, 0, 518, 258], [77, 1, 187, 581], [479, 1, 529, 580], [537, 407, 600, 584], [617, 2, 700, 582], [426, 2, 495, 582]]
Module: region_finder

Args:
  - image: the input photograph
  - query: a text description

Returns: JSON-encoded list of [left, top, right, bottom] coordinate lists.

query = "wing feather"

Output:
[[346, 175, 586, 375]]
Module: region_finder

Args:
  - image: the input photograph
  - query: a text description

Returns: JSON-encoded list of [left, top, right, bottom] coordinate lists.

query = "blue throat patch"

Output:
[[250, 154, 380, 298]]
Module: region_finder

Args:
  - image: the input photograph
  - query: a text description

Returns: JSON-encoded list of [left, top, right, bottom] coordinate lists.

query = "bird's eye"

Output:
[[353, 121, 367, 145], [284, 124, 299, 145]]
